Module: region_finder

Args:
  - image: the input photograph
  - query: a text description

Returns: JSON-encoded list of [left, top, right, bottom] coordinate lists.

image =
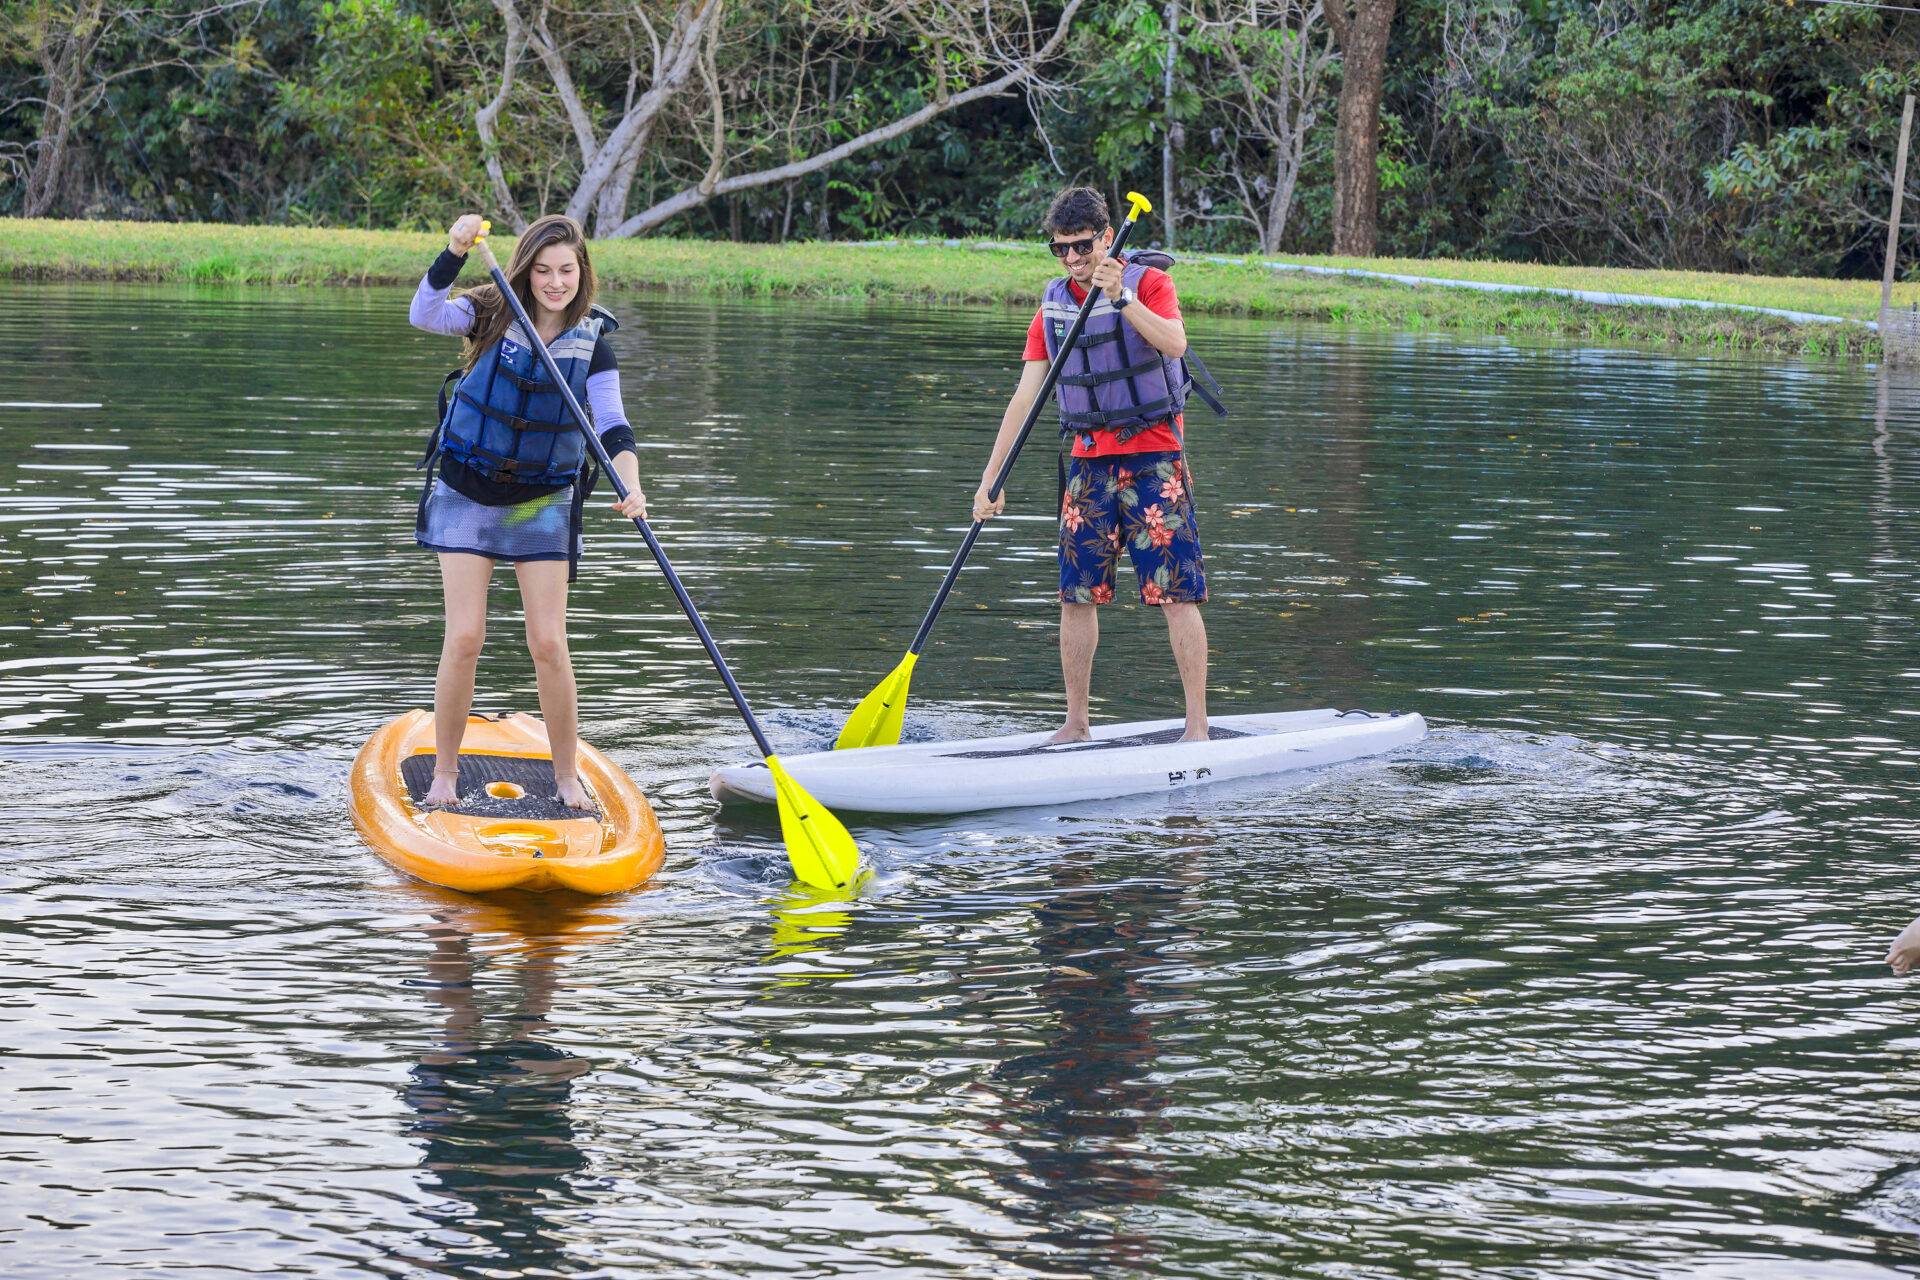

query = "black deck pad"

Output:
[[942, 724, 1255, 760], [400, 752, 600, 821]]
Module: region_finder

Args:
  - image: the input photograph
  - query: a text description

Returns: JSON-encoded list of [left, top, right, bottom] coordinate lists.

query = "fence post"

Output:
[[1883, 95, 1916, 360]]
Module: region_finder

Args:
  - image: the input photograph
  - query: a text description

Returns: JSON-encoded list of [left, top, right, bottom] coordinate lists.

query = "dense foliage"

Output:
[[4, 0, 1919, 276]]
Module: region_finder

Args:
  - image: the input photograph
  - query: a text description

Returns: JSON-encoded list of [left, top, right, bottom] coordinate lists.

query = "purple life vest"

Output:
[[1040, 250, 1224, 448]]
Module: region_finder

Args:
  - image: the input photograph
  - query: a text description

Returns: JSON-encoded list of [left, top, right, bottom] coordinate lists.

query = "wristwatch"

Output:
[[1113, 286, 1135, 310]]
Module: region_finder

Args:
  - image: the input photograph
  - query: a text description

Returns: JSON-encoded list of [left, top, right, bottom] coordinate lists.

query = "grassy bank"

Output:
[[2, 218, 1899, 357], [1252, 252, 1915, 323]]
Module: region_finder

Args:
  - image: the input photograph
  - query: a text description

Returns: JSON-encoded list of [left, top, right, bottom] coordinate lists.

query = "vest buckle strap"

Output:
[[1059, 394, 1177, 427], [1057, 355, 1166, 388], [1183, 349, 1230, 419], [462, 440, 572, 485], [457, 391, 578, 434], [500, 368, 557, 394]]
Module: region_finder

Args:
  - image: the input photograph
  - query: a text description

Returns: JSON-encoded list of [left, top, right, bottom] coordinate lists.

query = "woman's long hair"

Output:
[[457, 214, 597, 370]]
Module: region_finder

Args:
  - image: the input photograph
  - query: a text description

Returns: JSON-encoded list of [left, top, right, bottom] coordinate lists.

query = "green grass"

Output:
[[1, 217, 1896, 358], [1265, 252, 1918, 323]]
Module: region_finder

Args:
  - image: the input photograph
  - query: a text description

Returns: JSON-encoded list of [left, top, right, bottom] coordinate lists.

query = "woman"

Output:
[[408, 213, 646, 809]]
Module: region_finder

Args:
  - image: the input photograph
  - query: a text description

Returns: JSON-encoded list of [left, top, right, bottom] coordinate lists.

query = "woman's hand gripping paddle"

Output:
[[471, 223, 863, 891], [834, 192, 1155, 752]]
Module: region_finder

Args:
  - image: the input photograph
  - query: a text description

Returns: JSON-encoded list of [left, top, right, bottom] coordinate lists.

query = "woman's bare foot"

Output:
[[555, 775, 593, 810], [424, 768, 460, 807], [1046, 723, 1092, 745], [1180, 720, 1210, 743], [1890, 915, 1920, 975]]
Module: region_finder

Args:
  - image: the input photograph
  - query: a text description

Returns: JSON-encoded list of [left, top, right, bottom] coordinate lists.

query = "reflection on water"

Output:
[[989, 841, 1203, 1275], [400, 901, 593, 1275], [7, 284, 1920, 1278]]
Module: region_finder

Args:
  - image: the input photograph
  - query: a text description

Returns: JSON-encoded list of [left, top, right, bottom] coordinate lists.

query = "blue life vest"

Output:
[[1040, 251, 1226, 449], [434, 304, 618, 485]]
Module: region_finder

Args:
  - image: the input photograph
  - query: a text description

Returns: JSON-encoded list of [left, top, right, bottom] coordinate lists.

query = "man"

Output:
[[973, 186, 1210, 745]]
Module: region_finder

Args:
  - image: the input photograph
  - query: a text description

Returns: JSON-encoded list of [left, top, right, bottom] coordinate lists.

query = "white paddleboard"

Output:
[[710, 708, 1425, 815]]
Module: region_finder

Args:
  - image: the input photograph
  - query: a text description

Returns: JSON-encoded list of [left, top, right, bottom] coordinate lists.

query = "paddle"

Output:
[[834, 191, 1155, 751], [471, 223, 862, 891]]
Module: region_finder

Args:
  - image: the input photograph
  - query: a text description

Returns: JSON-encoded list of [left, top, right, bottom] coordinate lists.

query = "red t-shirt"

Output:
[[1024, 267, 1184, 457]]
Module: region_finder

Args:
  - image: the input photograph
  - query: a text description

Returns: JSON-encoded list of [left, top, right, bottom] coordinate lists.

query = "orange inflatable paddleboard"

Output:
[[350, 710, 664, 895]]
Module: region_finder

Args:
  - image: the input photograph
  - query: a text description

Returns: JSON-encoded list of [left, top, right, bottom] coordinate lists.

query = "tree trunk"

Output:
[[474, 2, 530, 232], [1199, 0, 1333, 259], [22, 79, 78, 217], [556, 0, 723, 227], [1324, 0, 1396, 256], [22, 0, 111, 218], [593, 129, 647, 237], [1163, 0, 1178, 249], [1263, 145, 1301, 254]]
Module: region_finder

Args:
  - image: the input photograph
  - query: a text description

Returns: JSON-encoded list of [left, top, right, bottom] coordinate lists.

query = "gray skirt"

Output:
[[416, 479, 582, 564]]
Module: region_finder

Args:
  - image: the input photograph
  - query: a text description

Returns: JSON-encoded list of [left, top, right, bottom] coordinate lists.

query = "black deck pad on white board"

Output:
[[941, 724, 1255, 760], [399, 752, 600, 821]]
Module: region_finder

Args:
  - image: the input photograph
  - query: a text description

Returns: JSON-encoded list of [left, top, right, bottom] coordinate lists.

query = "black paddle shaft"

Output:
[[906, 213, 1145, 656], [476, 245, 778, 761]]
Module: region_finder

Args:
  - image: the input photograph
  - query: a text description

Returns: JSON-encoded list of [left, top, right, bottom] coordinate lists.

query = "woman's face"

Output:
[[528, 243, 581, 314]]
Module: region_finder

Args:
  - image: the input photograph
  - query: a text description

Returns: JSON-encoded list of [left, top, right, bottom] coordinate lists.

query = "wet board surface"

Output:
[[943, 724, 1254, 759], [398, 752, 599, 821]]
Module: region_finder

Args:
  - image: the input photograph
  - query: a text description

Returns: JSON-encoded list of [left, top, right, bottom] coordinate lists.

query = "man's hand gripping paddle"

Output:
[[834, 192, 1155, 751], [471, 222, 862, 891]]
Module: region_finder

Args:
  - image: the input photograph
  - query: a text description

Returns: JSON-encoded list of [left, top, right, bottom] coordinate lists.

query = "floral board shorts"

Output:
[[1058, 451, 1207, 606], [417, 478, 581, 564]]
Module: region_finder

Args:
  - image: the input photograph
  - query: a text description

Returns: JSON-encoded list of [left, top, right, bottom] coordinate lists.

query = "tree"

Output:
[[1185, 0, 1335, 253], [1492, 11, 1753, 270], [470, 0, 1084, 238], [1371, 0, 1538, 259], [1323, 0, 1394, 255], [3, 0, 265, 217], [1702, 1, 1920, 277]]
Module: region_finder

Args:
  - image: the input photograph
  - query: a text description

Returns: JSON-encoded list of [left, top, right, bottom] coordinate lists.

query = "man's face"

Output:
[[1050, 226, 1113, 285]]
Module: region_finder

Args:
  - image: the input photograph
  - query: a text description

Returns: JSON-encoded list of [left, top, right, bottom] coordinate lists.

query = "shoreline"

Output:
[[2, 218, 1893, 358]]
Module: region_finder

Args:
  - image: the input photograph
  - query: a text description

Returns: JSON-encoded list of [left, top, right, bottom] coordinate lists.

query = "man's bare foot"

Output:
[[1180, 722, 1210, 743], [1047, 724, 1092, 745], [424, 769, 460, 807], [555, 775, 593, 810]]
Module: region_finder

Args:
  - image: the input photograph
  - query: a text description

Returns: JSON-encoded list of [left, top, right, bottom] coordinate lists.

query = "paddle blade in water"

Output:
[[767, 883, 859, 958], [769, 755, 863, 889], [835, 652, 916, 750]]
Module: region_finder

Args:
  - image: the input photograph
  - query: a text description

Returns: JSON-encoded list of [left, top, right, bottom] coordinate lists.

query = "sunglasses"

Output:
[[1047, 235, 1105, 259]]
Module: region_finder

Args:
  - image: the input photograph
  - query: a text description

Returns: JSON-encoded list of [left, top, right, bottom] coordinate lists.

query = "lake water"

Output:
[[5, 282, 1920, 1278]]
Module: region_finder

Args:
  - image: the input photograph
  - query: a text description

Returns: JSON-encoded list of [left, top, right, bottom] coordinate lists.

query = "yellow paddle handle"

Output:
[[1123, 191, 1153, 222], [473, 218, 500, 271]]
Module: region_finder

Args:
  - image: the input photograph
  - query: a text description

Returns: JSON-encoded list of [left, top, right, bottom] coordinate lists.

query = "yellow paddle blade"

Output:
[[834, 652, 916, 750], [769, 755, 863, 890]]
